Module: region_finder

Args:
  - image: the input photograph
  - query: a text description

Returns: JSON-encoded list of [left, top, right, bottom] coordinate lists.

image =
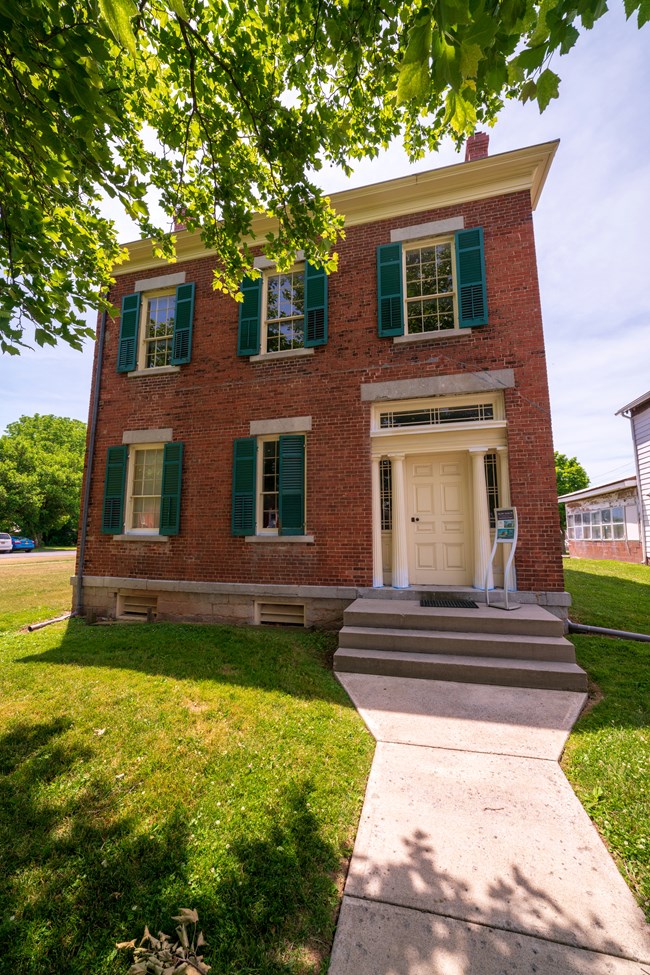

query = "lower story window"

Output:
[[232, 434, 306, 536], [261, 439, 280, 529], [102, 441, 184, 536], [484, 452, 499, 528], [128, 447, 163, 531]]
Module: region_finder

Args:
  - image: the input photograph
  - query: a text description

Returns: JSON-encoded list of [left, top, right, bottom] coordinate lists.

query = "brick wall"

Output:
[[79, 189, 564, 593], [567, 540, 644, 563]]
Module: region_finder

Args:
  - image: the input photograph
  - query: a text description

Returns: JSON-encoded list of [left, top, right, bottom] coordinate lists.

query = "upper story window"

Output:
[[142, 293, 176, 368], [377, 227, 487, 338], [404, 239, 456, 334], [264, 268, 305, 353], [237, 263, 327, 357], [117, 282, 195, 374]]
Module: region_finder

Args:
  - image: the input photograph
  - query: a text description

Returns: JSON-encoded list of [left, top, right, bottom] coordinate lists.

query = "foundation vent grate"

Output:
[[257, 602, 305, 627], [117, 592, 158, 621]]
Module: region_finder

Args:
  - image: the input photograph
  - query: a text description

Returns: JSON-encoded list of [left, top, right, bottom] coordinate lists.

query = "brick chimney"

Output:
[[465, 132, 489, 162]]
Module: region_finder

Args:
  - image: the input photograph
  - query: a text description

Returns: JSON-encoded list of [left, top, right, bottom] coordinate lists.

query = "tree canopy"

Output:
[[1, 0, 647, 354], [0, 414, 87, 545], [555, 449, 589, 529]]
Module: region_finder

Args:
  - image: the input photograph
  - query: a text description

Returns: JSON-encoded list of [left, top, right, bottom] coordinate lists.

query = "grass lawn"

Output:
[[0, 562, 374, 974], [562, 557, 650, 920]]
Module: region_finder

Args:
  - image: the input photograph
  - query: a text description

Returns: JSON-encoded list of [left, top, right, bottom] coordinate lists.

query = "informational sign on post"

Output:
[[495, 508, 516, 542], [485, 507, 519, 610]]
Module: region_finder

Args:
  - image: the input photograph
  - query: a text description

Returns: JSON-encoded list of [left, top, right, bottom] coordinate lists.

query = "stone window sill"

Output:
[[393, 329, 473, 345], [245, 534, 315, 544], [249, 348, 315, 363], [127, 365, 181, 377], [113, 534, 170, 543]]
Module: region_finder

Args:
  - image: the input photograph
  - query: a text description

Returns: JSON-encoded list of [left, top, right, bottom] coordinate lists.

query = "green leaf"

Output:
[[638, 0, 650, 25], [536, 68, 560, 110], [559, 24, 580, 54], [459, 42, 482, 78], [166, 0, 189, 18], [438, 0, 471, 26], [396, 15, 433, 104], [432, 30, 462, 88], [98, 0, 138, 56]]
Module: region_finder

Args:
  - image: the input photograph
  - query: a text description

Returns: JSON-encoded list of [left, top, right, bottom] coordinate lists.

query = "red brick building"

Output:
[[74, 137, 570, 625]]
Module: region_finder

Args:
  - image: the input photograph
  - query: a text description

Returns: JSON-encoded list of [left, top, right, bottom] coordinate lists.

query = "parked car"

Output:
[[11, 535, 35, 552], [0, 532, 13, 554]]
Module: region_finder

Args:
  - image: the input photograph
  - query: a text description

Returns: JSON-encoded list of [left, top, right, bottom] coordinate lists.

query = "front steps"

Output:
[[334, 598, 587, 692]]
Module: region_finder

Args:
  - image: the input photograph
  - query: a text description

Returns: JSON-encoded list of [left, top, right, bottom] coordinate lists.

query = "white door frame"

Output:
[[369, 393, 509, 589]]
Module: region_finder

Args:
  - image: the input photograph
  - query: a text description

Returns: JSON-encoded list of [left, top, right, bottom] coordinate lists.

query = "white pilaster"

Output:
[[391, 453, 409, 589], [470, 448, 493, 589], [371, 456, 384, 588]]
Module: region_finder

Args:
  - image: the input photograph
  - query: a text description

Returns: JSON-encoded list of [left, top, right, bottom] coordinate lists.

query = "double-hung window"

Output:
[[264, 268, 305, 353], [377, 227, 488, 337], [117, 283, 195, 373], [232, 435, 306, 536], [237, 263, 327, 357], [404, 238, 456, 334], [102, 442, 184, 537]]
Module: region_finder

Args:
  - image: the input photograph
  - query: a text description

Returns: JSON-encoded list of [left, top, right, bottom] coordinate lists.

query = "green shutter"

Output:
[[159, 442, 184, 535], [232, 438, 257, 535], [172, 283, 195, 364], [456, 227, 488, 327], [377, 242, 404, 337], [279, 435, 305, 536], [102, 445, 127, 534], [117, 293, 140, 372], [237, 276, 262, 356], [304, 261, 328, 347]]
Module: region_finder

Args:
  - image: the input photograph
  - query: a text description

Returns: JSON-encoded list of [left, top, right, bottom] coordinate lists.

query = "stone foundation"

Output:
[[72, 576, 571, 627]]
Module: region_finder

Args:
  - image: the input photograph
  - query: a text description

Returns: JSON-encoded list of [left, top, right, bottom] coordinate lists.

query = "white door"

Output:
[[406, 453, 472, 585]]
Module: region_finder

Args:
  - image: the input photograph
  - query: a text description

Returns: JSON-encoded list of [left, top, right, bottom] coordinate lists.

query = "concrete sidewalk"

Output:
[[329, 675, 650, 975]]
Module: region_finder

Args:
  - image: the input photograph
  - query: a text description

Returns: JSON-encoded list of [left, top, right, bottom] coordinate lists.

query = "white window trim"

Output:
[[402, 234, 460, 337], [136, 288, 176, 372], [124, 442, 165, 536], [259, 263, 306, 357]]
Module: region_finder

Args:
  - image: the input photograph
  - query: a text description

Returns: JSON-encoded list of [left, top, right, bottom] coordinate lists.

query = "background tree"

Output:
[[0, 415, 87, 546], [1, 0, 647, 355], [555, 450, 589, 530]]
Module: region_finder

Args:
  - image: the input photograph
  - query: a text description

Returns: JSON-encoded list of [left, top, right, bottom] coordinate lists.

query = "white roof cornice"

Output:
[[114, 140, 559, 277]]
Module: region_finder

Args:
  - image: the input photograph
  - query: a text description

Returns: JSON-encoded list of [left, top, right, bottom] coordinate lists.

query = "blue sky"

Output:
[[1, 5, 648, 486]]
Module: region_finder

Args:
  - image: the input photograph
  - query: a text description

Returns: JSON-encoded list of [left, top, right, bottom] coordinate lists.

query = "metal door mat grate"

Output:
[[420, 597, 479, 609]]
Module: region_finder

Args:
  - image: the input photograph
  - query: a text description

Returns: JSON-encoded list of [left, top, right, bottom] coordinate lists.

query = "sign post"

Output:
[[485, 507, 519, 611]]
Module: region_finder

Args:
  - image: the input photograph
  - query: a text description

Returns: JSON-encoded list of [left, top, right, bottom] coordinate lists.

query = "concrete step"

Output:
[[333, 647, 588, 692], [339, 625, 577, 662], [343, 598, 565, 638]]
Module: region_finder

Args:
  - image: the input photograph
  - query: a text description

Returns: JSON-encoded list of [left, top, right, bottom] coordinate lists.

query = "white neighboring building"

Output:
[[617, 390, 650, 564], [560, 477, 642, 563]]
